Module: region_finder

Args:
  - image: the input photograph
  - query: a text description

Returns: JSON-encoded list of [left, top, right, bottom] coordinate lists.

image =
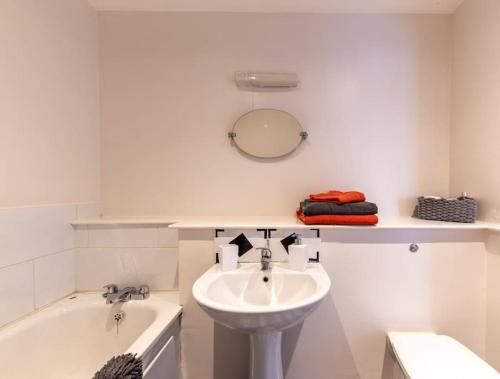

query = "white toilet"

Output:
[[381, 332, 500, 379]]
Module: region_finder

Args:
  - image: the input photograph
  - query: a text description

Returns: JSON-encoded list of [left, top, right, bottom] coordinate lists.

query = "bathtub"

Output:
[[0, 292, 182, 379]]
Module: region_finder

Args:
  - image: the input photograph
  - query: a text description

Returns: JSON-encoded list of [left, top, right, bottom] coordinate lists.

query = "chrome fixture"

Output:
[[256, 247, 272, 272], [113, 310, 126, 335], [114, 310, 126, 324], [102, 284, 150, 304]]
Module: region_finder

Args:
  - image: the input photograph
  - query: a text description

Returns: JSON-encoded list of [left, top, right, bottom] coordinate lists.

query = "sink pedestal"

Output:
[[193, 263, 331, 379], [250, 331, 283, 379]]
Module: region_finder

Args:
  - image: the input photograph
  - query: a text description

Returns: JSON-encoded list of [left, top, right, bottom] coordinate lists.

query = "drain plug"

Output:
[[114, 310, 126, 323], [114, 311, 126, 335]]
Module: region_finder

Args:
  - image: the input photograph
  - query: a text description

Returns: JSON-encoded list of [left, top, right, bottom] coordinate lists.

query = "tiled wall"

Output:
[[214, 229, 321, 263], [0, 203, 99, 327], [75, 225, 178, 291]]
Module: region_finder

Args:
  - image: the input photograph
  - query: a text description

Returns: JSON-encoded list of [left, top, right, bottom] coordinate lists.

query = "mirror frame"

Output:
[[228, 108, 308, 159]]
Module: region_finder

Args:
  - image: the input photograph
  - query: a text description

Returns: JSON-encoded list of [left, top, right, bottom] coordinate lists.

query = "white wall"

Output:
[[0, 0, 101, 327], [0, 0, 100, 207], [486, 232, 500, 370], [451, 0, 500, 222], [179, 229, 488, 379], [99, 13, 452, 217], [451, 1, 500, 369]]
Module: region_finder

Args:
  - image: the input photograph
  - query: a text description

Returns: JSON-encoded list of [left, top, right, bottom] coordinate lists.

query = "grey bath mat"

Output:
[[93, 353, 143, 379]]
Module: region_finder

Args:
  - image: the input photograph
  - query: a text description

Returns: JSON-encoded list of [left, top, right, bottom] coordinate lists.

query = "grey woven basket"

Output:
[[416, 197, 477, 223]]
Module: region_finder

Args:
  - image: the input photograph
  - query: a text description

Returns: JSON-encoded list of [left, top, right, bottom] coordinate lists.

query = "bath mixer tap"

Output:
[[256, 247, 272, 272], [102, 284, 150, 304], [105, 287, 135, 304]]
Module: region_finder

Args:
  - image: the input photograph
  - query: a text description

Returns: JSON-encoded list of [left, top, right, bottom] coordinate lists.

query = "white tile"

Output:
[[213, 237, 266, 263], [76, 247, 178, 291], [215, 229, 269, 238], [76, 203, 102, 219], [88, 226, 158, 247], [0, 262, 34, 327], [303, 238, 322, 260], [0, 204, 76, 268], [74, 226, 89, 248], [213, 230, 321, 263], [34, 250, 75, 308], [263, 229, 320, 239], [267, 238, 291, 262], [158, 227, 178, 247]]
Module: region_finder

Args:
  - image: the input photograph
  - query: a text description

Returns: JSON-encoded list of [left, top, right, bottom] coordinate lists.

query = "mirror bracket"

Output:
[[228, 131, 308, 140]]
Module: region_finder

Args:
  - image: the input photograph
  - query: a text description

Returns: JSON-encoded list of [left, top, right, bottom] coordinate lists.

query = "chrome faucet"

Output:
[[256, 247, 272, 271], [102, 284, 150, 304]]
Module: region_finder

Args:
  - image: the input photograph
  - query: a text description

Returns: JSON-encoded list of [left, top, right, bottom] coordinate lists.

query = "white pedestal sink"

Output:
[[192, 263, 331, 379]]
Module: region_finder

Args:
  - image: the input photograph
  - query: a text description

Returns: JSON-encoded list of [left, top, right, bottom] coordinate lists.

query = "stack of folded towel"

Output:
[[297, 190, 378, 225]]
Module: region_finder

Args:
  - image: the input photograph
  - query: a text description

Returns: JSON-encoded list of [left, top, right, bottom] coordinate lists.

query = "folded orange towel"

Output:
[[309, 190, 366, 204], [297, 210, 378, 226]]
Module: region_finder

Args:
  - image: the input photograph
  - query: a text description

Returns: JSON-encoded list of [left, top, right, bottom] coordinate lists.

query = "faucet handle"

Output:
[[137, 285, 149, 295], [132, 285, 150, 300], [256, 247, 272, 258], [102, 284, 118, 295]]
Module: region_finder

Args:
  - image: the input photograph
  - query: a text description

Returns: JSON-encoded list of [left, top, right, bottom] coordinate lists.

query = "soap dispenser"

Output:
[[288, 234, 308, 272]]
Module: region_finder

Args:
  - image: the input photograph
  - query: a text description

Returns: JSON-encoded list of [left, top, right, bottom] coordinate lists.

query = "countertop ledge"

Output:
[[71, 216, 178, 226], [71, 216, 499, 232]]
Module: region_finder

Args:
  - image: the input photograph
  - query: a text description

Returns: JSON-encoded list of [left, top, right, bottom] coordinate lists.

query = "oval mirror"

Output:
[[230, 109, 306, 158]]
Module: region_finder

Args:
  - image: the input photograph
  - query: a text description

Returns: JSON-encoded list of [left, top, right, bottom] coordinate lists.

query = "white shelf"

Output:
[[71, 216, 176, 226], [71, 215, 495, 231], [169, 216, 490, 230]]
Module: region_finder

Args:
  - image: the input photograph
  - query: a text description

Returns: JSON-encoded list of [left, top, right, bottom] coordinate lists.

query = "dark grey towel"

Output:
[[300, 200, 378, 216], [93, 353, 143, 379]]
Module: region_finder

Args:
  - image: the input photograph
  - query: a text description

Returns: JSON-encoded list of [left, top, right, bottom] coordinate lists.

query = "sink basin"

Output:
[[193, 263, 330, 332], [192, 262, 331, 379]]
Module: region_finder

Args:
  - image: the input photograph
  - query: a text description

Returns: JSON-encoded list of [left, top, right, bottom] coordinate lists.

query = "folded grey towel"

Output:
[[93, 353, 143, 379], [300, 200, 378, 216]]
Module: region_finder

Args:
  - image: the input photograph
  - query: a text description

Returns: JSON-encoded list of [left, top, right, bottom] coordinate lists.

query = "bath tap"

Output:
[[102, 284, 150, 304], [104, 287, 135, 304]]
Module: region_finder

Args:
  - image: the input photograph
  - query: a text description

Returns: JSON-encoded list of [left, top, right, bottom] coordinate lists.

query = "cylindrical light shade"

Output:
[[235, 71, 299, 89]]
